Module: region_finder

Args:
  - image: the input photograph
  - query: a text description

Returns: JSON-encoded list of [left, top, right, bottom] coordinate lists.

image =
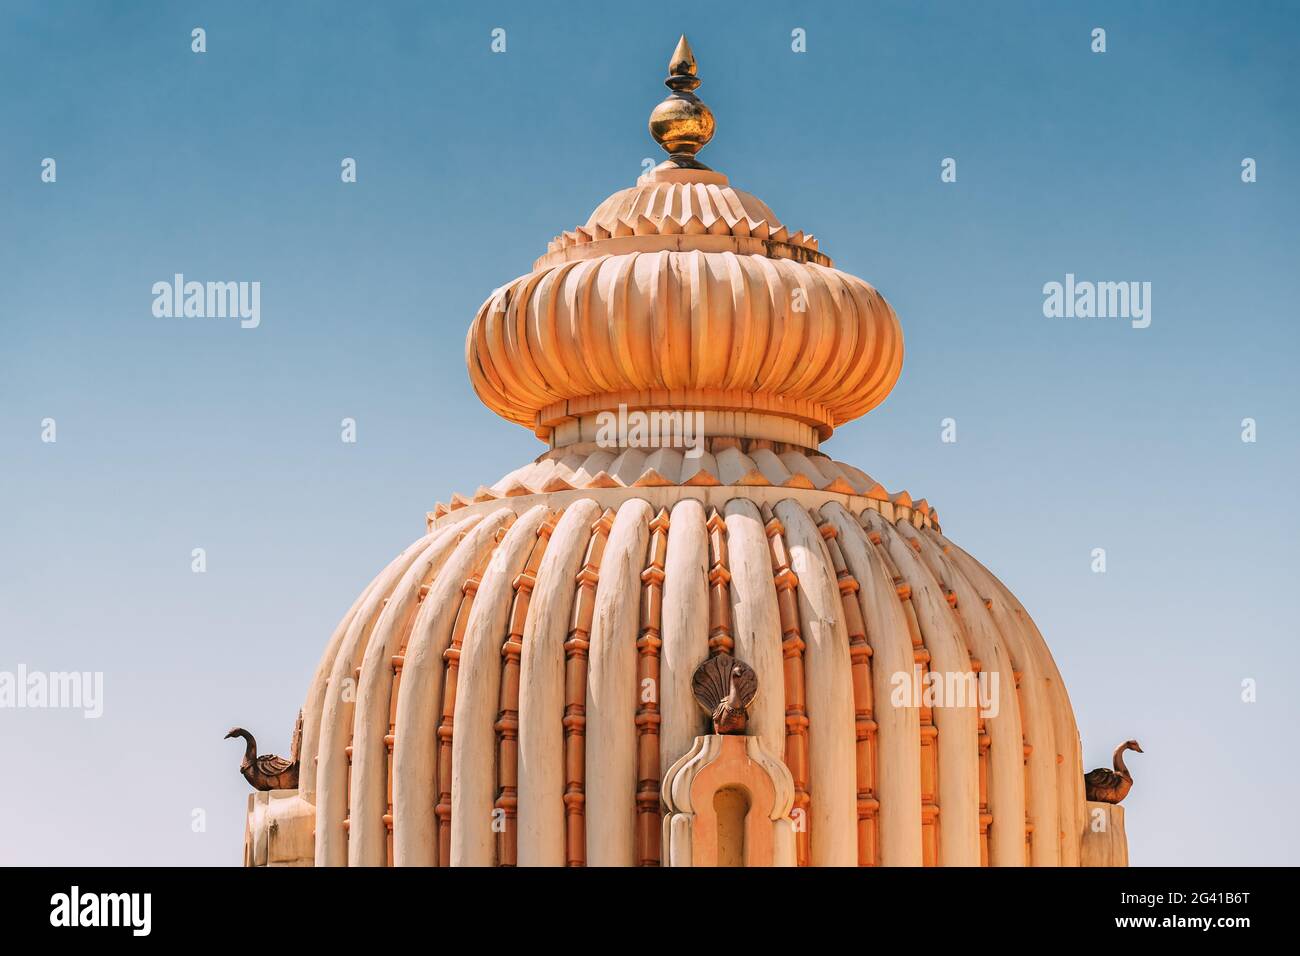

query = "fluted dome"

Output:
[[468, 163, 902, 444], [293, 484, 1091, 868], [467, 215, 903, 442], [564, 168, 827, 267], [242, 36, 1122, 871], [581, 175, 796, 250]]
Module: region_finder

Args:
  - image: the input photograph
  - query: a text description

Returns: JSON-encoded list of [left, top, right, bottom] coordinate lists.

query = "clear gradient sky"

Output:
[[2, 1, 1297, 866]]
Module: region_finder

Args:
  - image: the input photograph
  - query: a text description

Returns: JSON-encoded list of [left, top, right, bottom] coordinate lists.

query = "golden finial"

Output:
[[649, 35, 715, 170]]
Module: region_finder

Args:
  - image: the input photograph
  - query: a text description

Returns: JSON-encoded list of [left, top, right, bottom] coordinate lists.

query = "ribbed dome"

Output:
[[467, 233, 903, 441], [552, 167, 828, 268], [429, 437, 937, 521], [241, 36, 1116, 871], [584, 176, 787, 242], [295, 491, 1086, 867]]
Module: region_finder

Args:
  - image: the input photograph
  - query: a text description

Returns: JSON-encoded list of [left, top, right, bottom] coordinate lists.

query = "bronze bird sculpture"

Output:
[[225, 713, 301, 791], [1084, 739, 1143, 804], [692, 654, 758, 735]]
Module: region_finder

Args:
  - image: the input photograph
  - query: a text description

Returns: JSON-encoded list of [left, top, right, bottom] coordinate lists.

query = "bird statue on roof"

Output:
[[1084, 739, 1143, 804], [225, 711, 302, 791], [692, 654, 758, 735]]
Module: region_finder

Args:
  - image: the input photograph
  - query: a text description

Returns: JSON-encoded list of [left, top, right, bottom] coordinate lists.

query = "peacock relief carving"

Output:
[[691, 654, 758, 735]]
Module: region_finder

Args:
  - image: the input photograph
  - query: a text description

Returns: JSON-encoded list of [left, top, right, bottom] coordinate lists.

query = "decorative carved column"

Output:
[[342, 660, 363, 840], [818, 519, 880, 867], [494, 511, 558, 866], [760, 504, 810, 867], [868, 526, 940, 866], [383, 578, 431, 865], [705, 508, 734, 657], [1015, 668, 1033, 864], [924, 539, 993, 867], [435, 521, 512, 866], [635, 508, 670, 866], [562, 508, 615, 866], [970, 655, 992, 866]]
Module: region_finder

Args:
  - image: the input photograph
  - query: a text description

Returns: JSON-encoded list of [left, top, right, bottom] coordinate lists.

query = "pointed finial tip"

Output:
[[669, 35, 696, 77], [649, 34, 715, 169]]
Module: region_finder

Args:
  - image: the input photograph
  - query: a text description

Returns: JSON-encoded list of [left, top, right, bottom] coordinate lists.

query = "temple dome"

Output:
[[468, 161, 903, 445], [467, 209, 904, 443], [292, 491, 1089, 868], [243, 36, 1121, 871], [465, 38, 903, 447]]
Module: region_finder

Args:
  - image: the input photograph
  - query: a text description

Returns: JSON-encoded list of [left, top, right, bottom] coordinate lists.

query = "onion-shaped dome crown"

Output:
[[466, 37, 903, 446]]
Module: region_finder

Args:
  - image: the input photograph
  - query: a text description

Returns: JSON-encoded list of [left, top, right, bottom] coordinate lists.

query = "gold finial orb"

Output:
[[649, 35, 715, 170]]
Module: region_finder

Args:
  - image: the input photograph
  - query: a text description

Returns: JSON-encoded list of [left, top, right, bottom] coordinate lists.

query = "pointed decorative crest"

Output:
[[649, 35, 716, 169]]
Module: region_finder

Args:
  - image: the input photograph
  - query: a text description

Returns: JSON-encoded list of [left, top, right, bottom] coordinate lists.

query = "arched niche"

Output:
[[661, 734, 796, 867]]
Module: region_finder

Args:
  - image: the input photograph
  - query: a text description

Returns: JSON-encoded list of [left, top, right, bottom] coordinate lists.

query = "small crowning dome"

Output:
[[247, 37, 1117, 871], [466, 36, 904, 445]]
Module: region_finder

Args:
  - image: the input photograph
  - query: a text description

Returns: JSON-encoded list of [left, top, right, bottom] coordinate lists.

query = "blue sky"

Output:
[[1, 0, 1296, 865]]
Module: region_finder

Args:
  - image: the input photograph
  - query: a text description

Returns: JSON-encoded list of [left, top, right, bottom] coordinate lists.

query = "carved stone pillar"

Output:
[[1080, 801, 1129, 866], [244, 790, 315, 867]]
